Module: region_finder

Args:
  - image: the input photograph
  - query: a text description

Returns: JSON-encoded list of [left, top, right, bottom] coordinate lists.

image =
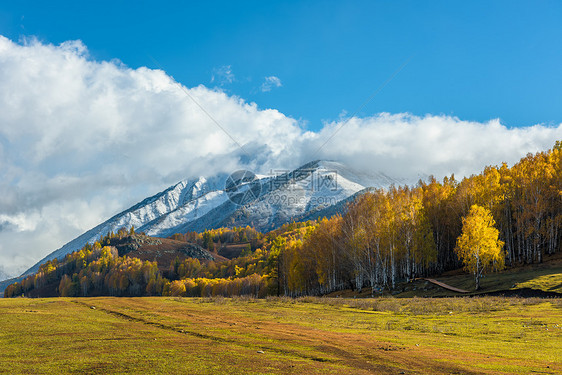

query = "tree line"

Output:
[[4, 229, 271, 298], [268, 142, 561, 295]]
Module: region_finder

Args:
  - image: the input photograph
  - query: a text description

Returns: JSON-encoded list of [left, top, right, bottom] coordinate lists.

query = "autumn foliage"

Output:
[[4, 142, 561, 298], [455, 205, 505, 290]]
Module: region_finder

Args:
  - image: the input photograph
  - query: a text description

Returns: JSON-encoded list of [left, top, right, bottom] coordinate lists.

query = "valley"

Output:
[[1, 5, 561, 375], [1, 143, 560, 375]]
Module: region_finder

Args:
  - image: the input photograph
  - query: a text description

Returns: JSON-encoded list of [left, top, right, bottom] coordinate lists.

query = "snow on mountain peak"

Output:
[[22, 160, 410, 276]]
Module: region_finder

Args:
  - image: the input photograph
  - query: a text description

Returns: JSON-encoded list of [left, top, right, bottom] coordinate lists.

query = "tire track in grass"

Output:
[[73, 299, 487, 375], [71, 300, 336, 364], [121, 298, 491, 375]]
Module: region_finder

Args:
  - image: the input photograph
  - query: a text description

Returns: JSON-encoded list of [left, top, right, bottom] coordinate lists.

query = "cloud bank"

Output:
[[0, 35, 561, 277]]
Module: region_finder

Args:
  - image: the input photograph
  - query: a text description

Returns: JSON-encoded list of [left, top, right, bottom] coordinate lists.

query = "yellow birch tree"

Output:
[[455, 204, 504, 290]]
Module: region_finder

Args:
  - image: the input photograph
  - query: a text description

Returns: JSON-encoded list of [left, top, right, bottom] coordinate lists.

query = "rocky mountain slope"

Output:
[[20, 160, 409, 277]]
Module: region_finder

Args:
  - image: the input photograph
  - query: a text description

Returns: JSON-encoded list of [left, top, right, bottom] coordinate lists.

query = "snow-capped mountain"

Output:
[[22, 160, 410, 276]]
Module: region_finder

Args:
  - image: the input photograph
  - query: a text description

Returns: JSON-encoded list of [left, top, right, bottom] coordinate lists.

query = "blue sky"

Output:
[[2, 0, 562, 129]]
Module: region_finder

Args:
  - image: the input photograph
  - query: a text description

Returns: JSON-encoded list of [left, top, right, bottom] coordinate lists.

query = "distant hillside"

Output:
[[107, 233, 226, 269], [22, 160, 409, 277], [0, 277, 19, 296], [3, 230, 224, 298]]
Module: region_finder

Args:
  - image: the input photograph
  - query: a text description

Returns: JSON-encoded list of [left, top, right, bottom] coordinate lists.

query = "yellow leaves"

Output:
[[234, 265, 244, 277], [456, 205, 505, 276], [169, 274, 267, 297], [100, 246, 115, 259], [169, 280, 187, 297], [44, 262, 56, 275]]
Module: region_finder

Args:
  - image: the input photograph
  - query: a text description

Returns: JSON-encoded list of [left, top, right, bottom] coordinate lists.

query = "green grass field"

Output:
[[0, 296, 560, 374]]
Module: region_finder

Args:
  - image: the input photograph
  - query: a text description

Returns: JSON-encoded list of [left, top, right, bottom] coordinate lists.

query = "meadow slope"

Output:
[[0, 297, 560, 374]]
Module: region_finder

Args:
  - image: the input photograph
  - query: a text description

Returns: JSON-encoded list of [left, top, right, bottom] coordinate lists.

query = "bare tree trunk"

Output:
[[475, 249, 481, 291]]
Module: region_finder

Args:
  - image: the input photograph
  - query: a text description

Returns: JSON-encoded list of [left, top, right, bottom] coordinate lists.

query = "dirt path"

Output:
[[423, 278, 470, 293]]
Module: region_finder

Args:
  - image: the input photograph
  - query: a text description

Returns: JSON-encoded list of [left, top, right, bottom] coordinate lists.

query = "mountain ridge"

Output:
[[18, 160, 411, 277]]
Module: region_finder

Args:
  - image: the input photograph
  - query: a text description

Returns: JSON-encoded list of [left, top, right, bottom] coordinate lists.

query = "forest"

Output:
[[4, 142, 561, 298]]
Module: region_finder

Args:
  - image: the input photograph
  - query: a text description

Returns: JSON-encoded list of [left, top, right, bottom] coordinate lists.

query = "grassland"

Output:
[[0, 296, 560, 374]]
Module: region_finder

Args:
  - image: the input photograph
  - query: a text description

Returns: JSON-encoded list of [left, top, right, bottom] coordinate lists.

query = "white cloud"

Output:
[[211, 65, 235, 86], [0, 35, 560, 277], [302, 113, 562, 179], [261, 75, 282, 92], [0, 212, 41, 232], [0, 36, 303, 276]]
